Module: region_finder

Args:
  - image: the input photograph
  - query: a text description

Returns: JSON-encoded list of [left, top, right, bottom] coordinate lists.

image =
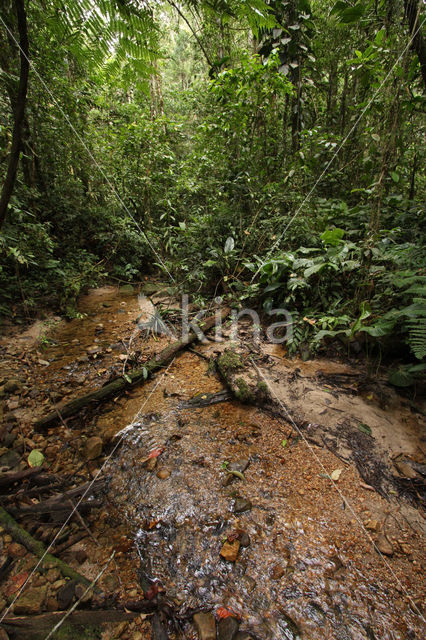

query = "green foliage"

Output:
[[0, 0, 425, 372]]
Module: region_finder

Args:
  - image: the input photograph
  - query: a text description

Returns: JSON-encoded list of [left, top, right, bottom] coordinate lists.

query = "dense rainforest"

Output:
[[1, 3, 426, 639], [0, 0, 425, 377]]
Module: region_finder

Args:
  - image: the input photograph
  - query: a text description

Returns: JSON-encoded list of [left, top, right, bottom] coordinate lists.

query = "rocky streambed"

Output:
[[0, 284, 424, 640]]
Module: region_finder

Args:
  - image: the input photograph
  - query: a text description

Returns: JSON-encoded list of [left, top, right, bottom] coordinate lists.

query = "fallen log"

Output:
[[2, 609, 138, 639], [183, 389, 232, 408], [0, 468, 43, 490], [0, 506, 92, 587], [9, 498, 102, 518], [35, 307, 230, 430]]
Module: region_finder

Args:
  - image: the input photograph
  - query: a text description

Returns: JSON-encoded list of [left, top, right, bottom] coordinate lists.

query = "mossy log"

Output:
[[35, 308, 230, 431], [2, 610, 138, 639], [216, 349, 271, 405], [0, 506, 92, 587]]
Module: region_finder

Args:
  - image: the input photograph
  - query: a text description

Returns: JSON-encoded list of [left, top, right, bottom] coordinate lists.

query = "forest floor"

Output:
[[0, 283, 424, 640]]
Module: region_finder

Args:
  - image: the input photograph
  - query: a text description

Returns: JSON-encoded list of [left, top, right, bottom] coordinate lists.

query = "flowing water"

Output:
[[12, 285, 424, 640]]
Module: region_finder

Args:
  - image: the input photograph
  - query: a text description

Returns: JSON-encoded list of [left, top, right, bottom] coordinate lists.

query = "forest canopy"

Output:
[[0, 0, 425, 371]]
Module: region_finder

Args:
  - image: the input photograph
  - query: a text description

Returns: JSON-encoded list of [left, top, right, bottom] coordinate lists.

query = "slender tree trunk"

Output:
[[339, 70, 348, 136], [408, 151, 417, 201], [326, 62, 337, 128], [404, 0, 426, 87], [0, 0, 30, 230]]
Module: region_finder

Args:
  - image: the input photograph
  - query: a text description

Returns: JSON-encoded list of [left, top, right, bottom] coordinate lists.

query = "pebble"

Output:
[[144, 457, 157, 471], [57, 580, 76, 609], [270, 564, 286, 580], [376, 535, 393, 556], [223, 460, 249, 486], [3, 380, 22, 394], [242, 575, 256, 593], [156, 468, 171, 480], [75, 584, 93, 603], [7, 542, 26, 557], [193, 611, 216, 640], [52, 579, 66, 590], [46, 596, 58, 611], [84, 436, 103, 460], [232, 497, 252, 514], [218, 616, 240, 640], [220, 540, 240, 562], [13, 585, 47, 615], [238, 531, 250, 547], [74, 549, 88, 564]]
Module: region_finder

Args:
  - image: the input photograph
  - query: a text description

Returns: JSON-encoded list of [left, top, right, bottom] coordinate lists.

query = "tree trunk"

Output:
[[404, 0, 426, 87], [0, 0, 30, 230]]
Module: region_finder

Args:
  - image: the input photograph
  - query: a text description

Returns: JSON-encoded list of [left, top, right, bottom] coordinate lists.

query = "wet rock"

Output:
[[279, 612, 300, 639], [74, 549, 88, 564], [101, 424, 119, 443], [144, 457, 157, 471], [394, 460, 418, 479], [193, 611, 216, 640], [220, 540, 240, 562], [7, 542, 26, 557], [223, 460, 249, 486], [84, 436, 103, 460], [75, 584, 93, 603], [376, 535, 393, 556], [103, 574, 120, 591], [57, 580, 76, 609], [271, 564, 286, 580], [242, 575, 256, 593], [46, 596, 58, 611], [218, 616, 240, 640], [46, 568, 61, 583], [87, 346, 102, 357], [232, 497, 252, 514], [156, 468, 171, 480], [3, 380, 22, 394], [238, 531, 250, 547], [52, 579, 66, 590], [2, 433, 16, 448], [365, 519, 379, 531], [0, 449, 20, 470], [14, 585, 47, 615]]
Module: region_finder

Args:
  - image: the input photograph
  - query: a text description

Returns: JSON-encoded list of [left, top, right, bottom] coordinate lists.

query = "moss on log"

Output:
[[0, 506, 92, 587]]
